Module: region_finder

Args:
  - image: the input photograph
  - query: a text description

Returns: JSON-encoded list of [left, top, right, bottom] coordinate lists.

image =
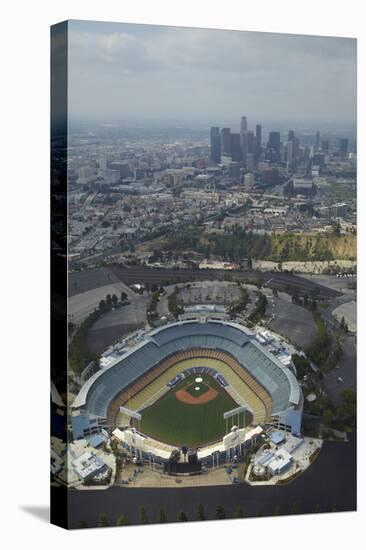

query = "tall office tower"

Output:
[[256, 124, 262, 147], [221, 128, 231, 155], [247, 131, 255, 154], [287, 130, 297, 161], [321, 140, 329, 153], [294, 137, 300, 159], [240, 116, 248, 133], [246, 153, 254, 172], [230, 133, 242, 162], [268, 131, 281, 160], [241, 131, 248, 164], [315, 131, 320, 150], [286, 141, 293, 165], [288, 130, 295, 143], [339, 138, 349, 157], [255, 124, 262, 159], [210, 127, 221, 163]]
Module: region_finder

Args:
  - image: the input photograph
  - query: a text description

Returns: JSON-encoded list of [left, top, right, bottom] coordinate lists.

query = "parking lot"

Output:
[[268, 292, 318, 348]]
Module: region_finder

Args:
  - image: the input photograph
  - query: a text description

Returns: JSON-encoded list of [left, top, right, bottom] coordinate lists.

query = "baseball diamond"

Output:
[[73, 319, 303, 455]]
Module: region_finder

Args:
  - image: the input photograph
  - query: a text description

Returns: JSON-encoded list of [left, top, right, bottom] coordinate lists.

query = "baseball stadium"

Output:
[[72, 319, 303, 468]]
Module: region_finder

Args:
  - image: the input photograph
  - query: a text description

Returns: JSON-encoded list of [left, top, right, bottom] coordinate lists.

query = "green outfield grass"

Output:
[[139, 374, 238, 447]]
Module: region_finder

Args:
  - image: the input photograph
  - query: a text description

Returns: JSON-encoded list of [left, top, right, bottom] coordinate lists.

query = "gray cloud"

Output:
[[67, 21, 356, 125]]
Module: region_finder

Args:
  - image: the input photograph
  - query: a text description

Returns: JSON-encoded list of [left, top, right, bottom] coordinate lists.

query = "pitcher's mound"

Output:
[[175, 386, 218, 405]]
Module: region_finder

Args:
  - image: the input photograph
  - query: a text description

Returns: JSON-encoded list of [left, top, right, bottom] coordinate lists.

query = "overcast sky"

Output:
[[67, 20, 356, 127]]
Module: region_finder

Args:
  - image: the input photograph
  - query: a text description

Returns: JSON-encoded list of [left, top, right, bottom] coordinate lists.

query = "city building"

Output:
[[230, 133, 242, 162], [246, 153, 254, 172], [220, 128, 231, 155], [210, 127, 221, 164], [330, 202, 348, 219], [240, 116, 248, 133], [244, 172, 255, 190], [229, 162, 241, 179], [267, 131, 281, 161]]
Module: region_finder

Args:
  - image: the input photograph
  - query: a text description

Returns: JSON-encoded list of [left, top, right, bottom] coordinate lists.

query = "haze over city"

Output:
[[67, 20, 357, 127]]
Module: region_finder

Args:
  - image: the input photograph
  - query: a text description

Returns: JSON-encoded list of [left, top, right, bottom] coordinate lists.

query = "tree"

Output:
[[116, 514, 129, 526], [177, 511, 188, 522], [197, 504, 206, 521], [121, 291, 128, 302], [290, 500, 302, 515], [158, 509, 167, 523], [76, 520, 88, 529], [139, 506, 149, 524], [111, 294, 118, 306], [99, 299, 106, 310], [234, 506, 244, 518], [98, 513, 109, 527], [215, 505, 226, 520], [324, 408, 334, 428]]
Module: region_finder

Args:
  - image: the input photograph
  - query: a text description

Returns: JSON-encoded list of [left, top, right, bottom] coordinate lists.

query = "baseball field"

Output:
[[139, 373, 242, 447]]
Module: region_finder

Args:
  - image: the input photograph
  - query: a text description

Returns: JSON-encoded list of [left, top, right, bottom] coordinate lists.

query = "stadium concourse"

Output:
[[72, 318, 303, 468]]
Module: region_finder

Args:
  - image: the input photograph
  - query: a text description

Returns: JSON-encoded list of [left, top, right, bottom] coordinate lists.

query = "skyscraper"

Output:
[[287, 130, 297, 162], [241, 131, 248, 164], [240, 116, 248, 133], [221, 128, 231, 155], [255, 124, 262, 161], [247, 131, 255, 154], [210, 127, 221, 164], [268, 131, 281, 161], [315, 131, 320, 151], [288, 130, 295, 143], [286, 141, 293, 165], [246, 153, 254, 172], [230, 133, 242, 162]]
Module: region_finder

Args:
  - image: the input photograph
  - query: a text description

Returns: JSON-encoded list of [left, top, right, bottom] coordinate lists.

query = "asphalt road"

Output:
[[69, 266, 340, 299], [323, 334, 357, 404], [64, 434, 356, 528]]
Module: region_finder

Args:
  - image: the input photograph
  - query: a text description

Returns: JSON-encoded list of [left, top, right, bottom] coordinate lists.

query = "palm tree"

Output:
[[234, 506, 244, 519], [290, 500, 302, 515], [139, 506, 149, 524], [197, 504, 206, 521], [177, 511, 188, 522], [158, 509, 167, 523], [116, 514, 129, 526], [98, 513, 108, 527], [215, 505, 226, 520], [76, 520, 88, 529]]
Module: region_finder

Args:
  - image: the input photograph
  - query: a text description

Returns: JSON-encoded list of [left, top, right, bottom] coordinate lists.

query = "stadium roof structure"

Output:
[[73, 319, 302, 429]]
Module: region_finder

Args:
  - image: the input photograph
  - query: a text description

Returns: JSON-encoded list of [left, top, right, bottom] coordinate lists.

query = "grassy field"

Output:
[[139, 374, 238, 447]]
